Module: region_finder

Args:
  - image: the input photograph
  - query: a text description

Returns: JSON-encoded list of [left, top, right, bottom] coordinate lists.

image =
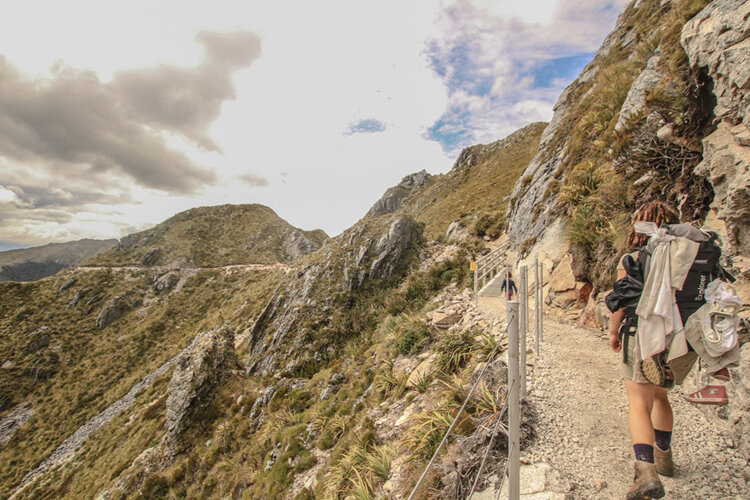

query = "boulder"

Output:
[[580, 292, 611, 330], [154, 273, 180, 294], [549, 254, 576, 292], [59, 278, 77, 292], [141, 248, 162, 267], [406, 356, 436, 389], [615, 53, 663, 131], [445, 221, 471, 243], [432, 311, 461, 329], [165, 326, 236, 451], [96, 296, 130, 329]]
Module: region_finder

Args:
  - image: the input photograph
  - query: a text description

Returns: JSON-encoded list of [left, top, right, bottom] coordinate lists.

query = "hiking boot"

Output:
[[653, 445, 674, 477], [639, 352, 675, 388], [682, 384, 728, 405], [626, 460, 664, 500], [711, 367, 730, 381]]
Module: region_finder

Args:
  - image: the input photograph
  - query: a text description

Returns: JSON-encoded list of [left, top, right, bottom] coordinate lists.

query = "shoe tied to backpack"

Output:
[[653, 445, 673, 477], [626, 460, 665, 500], [639, 351, 675, 388], [682, 384, 728, 405]]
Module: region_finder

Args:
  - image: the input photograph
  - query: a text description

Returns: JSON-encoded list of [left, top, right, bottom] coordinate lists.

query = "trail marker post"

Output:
[[538, 261, 544, 342], [507, 300, 520, 500], [534, 258, 540, 355], [519, 265, 527, 399]]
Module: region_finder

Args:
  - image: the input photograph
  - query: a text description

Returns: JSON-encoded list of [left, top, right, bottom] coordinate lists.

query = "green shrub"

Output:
[[436, 330, 475, 373], [396, 321, 431, 355]]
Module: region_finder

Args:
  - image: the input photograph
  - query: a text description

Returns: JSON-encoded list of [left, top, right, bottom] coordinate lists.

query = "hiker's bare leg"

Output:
[[625, 379, 655, 445], [651, 387, 672, 432]]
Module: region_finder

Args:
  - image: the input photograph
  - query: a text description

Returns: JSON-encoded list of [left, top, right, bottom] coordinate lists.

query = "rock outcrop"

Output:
[[614, 52, 663, 131], [246, 215, 424, 377], [165, 326, 236, 451], [366, 170, 433, 218], [370, 217, 423, 280], [153, 272, 179, 295], [96, 296, 130, 329], [141, 248, 162, 267], [0, 402, 33, 447], [682, 0, 750, 255], [283, 230, 321, 260]]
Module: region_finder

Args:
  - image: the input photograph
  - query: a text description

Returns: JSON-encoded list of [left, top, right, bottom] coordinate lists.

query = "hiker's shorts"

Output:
[[621, 329, 699, 387], [621, 332, 650, 384]]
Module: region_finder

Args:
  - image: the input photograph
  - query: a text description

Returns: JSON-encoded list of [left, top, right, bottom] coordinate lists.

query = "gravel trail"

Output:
[[477, 294, 749, 500]]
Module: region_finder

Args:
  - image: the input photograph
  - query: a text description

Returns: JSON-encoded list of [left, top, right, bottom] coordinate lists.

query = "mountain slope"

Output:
[[0, 239, 117, 282], [505, 0, 750, 288], [365, 122, 546, 241], [89, 204, 328, 268]]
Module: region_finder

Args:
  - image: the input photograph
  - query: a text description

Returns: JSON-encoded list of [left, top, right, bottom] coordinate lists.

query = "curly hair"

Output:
[[626, 201, 680, 250]]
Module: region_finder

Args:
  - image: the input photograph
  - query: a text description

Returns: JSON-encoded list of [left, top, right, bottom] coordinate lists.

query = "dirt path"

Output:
[[76, 263, 293, 273], [477, 293, 749, 499]]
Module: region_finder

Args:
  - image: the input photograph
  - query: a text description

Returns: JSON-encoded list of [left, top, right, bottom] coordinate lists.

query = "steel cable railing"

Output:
[[407, 328, 508, 500]]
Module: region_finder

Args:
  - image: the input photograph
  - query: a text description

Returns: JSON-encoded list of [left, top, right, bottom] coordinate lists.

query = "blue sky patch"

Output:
[[527, 53, 594, 89], [426, 106, 476, 152], [427, 38, 495, 96], [345, 118, 386, 135]]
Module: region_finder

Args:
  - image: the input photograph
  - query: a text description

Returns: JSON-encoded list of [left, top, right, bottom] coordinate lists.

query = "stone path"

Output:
[[473, 277, 749, 500]]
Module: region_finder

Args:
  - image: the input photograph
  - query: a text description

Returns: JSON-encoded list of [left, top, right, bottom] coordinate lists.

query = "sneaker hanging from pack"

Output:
[[682, 384, 728, 406], [640, 351, 675, 389]]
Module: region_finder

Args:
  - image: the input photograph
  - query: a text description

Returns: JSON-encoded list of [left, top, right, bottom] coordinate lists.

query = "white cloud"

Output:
[[0, 0, 629, 248]]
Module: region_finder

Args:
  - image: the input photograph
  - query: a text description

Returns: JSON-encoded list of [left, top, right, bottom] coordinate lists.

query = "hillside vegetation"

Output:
[[365, 122, 546, 242], [90, 204, 328, 268], [2, 0, 749, 498], [0, 239, 117, 282], [507, 0, 723, 287]]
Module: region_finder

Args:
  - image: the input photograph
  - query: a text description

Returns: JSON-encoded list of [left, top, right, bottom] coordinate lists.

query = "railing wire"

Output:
[[407, 328, 508, 500]]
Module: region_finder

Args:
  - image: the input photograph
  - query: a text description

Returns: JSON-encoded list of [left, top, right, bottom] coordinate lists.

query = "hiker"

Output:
[[500, 272, 517, 301], [607, 200, 741, 499], [608, 201, 679, 500]]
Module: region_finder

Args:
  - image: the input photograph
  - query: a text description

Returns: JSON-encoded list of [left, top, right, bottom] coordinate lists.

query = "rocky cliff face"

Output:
[[246, 215, 424, 377], [682, 0, 750, 255], [164, 326, 236, 453], [366, 170, 433, 218], [507, 0, 748, 280]]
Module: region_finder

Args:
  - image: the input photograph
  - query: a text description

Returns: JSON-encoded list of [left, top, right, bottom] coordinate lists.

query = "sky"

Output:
[[0, 0, 630, 251]]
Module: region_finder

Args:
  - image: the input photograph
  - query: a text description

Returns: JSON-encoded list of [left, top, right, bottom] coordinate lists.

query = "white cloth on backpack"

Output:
[[634, 222, 699, 360]]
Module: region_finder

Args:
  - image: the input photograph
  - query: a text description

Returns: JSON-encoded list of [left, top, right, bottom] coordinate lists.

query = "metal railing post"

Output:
[[534, 257, 540, 355], [474, 268, 478, 307], [538, 261, 544, 343], [507, 300, 520, 500], [519, 265, 527, 399]]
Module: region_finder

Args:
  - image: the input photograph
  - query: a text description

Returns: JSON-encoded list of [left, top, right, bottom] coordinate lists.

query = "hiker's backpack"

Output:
[[605, 223, 734, 351]]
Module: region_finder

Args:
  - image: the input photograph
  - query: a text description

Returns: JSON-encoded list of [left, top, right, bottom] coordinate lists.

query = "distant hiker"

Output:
[[501, 272, 517, 301], [607, 200, 740, 500]]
